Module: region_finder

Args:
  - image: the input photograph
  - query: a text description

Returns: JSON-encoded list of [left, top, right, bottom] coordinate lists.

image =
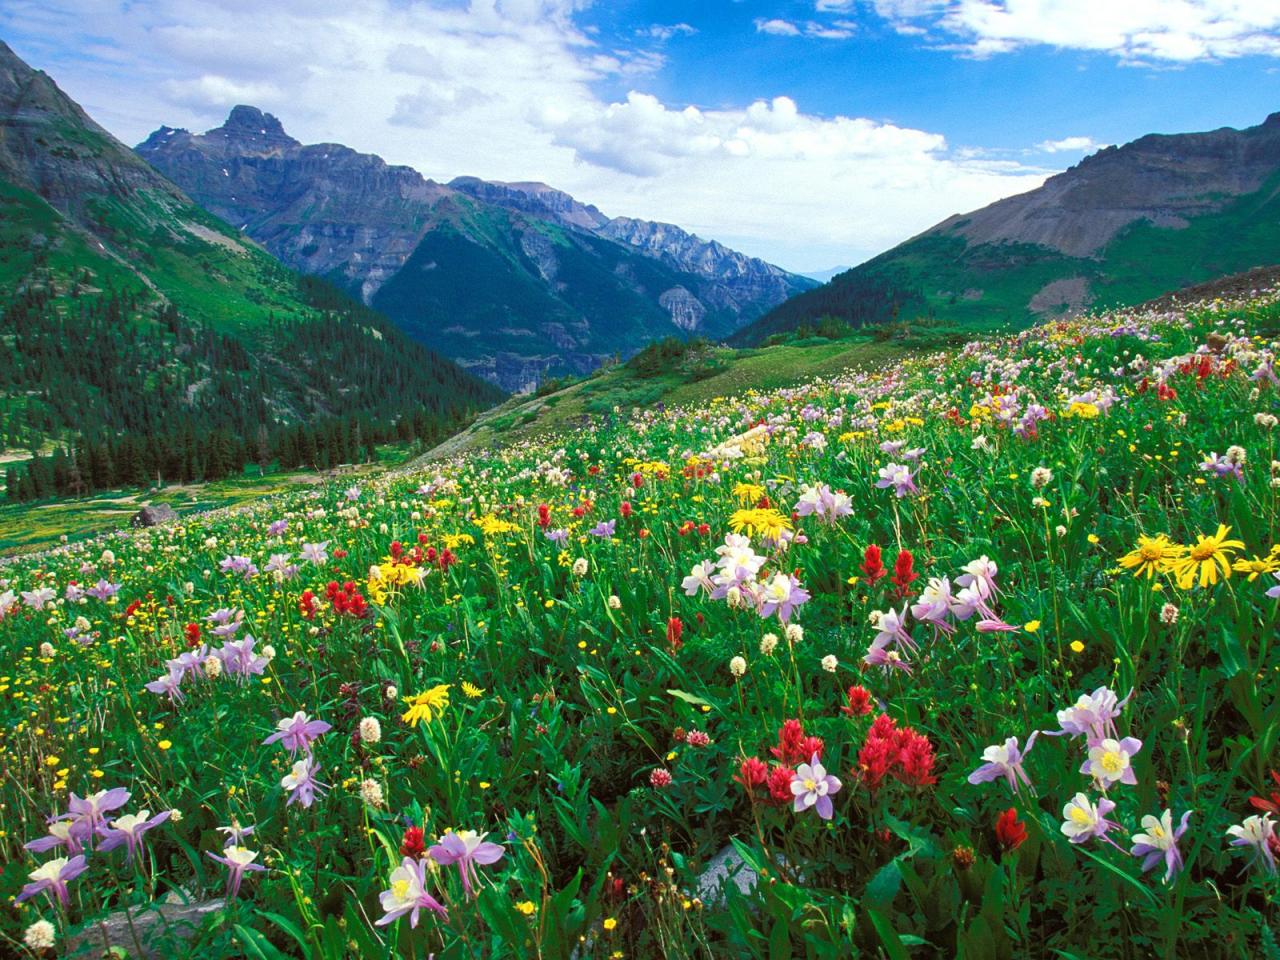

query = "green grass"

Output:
[[0, 446, 416, 557]]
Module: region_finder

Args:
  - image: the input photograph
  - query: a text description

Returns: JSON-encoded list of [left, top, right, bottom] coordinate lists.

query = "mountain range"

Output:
[[137, 108, 815, 391], [0, 40, 500, 496], [736, 111, 1280, 344]]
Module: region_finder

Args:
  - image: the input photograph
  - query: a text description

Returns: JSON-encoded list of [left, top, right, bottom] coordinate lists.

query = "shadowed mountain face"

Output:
[[138, 108, 815, 391], [735, 111, 1280, 345], [0, 41, 500, 470]]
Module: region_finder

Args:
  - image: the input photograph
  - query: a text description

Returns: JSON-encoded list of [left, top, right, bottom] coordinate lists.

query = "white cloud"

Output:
[[1035, 135, 1107, 153], [642, 23, 696, 41], [2, 0, 1050, 270], [755, 16, 857, 39], [755, 18, 803, 36], [869, 0, 1280, 62]]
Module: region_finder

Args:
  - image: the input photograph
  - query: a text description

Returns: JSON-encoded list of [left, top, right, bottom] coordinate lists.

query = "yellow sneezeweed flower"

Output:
[[1169, 525, 1245, 590], [1118, 534, 1186, 579], [1232, 555, 1279, 582], [475, 515, 521, 537], [732, 482, 766, 505], [728, 508, 791, 541], [461, 682, 485, 699], [402, 684, 452, 726]]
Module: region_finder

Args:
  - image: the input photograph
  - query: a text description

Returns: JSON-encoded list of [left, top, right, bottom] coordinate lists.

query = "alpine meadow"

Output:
[[3, 4, 1280, 959]]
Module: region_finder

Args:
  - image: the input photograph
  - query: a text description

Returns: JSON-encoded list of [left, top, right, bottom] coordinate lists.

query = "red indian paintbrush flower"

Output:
[[861, 545, 887, 584], [666, 616, 683, 652], [400, 825, 426, 858], [891, 549, 918, 596], [841, 685, 873, 717], [995, 808, 1028, 852]]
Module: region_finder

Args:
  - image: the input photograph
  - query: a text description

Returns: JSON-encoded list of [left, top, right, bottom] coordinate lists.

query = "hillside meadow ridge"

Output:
[[3, 283, 1280, 957]]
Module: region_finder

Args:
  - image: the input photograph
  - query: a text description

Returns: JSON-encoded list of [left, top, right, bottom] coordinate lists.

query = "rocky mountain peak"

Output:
[[207, 104, 300, 154]]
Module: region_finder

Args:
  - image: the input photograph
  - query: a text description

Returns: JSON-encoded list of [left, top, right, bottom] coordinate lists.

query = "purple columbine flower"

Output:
[[427, 830, 505, 898], [1130, 809, 1191, 883], [216, 821, 256, 848], [1082, 737, 1143, 790], [863, 633, 912, 674], [22, 587, 57, 610], [755, 572, 809, 625], [219, 555, 259, 579], [206, 846, 265, 898], [588, 519, 616, 538], [1060, 792, 1121, 846], [263, 711, 331, 756], [281, 757, 326, 808], [875, 462, 918, 497], [264, 553, 298, 581], [544, 528, 569, 547], [98, 809, 171, 864], [1051, 686, 1132, 745], [376, 857, 448, 927], [790, 753, 842, 820], [86, 579, 120, 602], [1227, 813, 1277, 874], [144, 666, 185, 702], [1199, 452, 1243, 482], [910, 577, 956, 635], [793, 483, 853, 525], [215, 635, 268, 679], [1268, 572, 1280, 600], [68, 787, 130, 841], [16, 855, 89, 908], [300, 541, 330, 565], [872, 605, 917, 654], [24, 818, 82, 856], [967, 733, 1038, 792], [267, 519, 289, 536]]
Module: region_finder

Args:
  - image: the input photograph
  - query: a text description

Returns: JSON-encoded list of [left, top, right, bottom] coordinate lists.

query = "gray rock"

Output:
[[131, 503, 179, 527], [68, 898, 224, 959]]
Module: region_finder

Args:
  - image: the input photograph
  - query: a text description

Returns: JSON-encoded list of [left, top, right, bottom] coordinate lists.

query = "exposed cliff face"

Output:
[[0, 40, 187, 227], [139, 106, 815, 391], [138, 110, 452, 301], [737, 110, 1280, 345], [935, 113, 1280, 258]]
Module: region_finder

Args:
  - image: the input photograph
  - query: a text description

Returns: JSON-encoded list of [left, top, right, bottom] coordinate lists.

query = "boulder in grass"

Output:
[[132, 503, 179, 527], [68, 897, 225, 959]]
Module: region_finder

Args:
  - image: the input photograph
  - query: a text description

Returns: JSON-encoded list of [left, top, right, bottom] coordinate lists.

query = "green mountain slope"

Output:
[[0, 40, 501, 500], [735, 111, 1280, 345]]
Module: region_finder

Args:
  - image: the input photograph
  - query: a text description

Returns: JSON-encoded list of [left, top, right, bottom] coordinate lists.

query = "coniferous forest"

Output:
[[1, 265, 503, 501]]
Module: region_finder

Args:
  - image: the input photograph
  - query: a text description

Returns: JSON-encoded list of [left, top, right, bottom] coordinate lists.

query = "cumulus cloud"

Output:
[[642, 23, 696, 42], [1036, 135, 1108, 153], [868, 0, 1280, 62], [2, 0, 1050, 269]]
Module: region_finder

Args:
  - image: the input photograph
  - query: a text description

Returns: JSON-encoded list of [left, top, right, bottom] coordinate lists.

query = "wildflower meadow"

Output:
[[3, 290, 1280, 958]]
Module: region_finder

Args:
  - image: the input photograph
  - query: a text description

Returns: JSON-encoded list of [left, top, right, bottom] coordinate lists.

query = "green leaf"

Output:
[[866, 908, 909, 960]]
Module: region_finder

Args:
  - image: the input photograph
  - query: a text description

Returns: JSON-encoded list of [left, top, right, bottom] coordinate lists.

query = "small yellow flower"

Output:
[[1023, 620, 1041, 633], [1070, 640, 1085, 654], [516, 901, 536, 916], [402, 685, 452, 726], [603, 917, 618, 931], [1087, 534, 1100, 545], [157, 740, 172, 750]]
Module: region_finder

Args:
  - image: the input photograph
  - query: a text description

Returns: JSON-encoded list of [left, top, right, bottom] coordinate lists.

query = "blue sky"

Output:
[[3, 1, 1278, 272]]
